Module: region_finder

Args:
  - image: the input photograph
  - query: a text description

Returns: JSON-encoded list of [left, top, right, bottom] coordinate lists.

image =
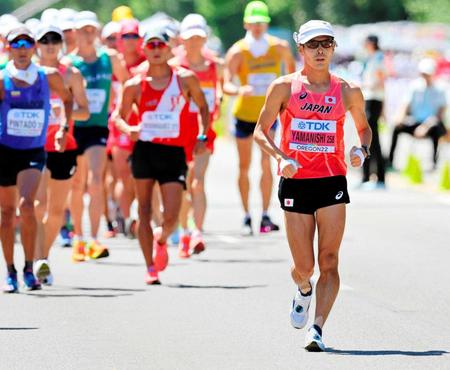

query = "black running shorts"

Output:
[[74, 126, 109, 156], [278, 175, 350, 214], [131, 141, 187, 188], [46, 150, 78, 180], [0, 144, 46, 187]]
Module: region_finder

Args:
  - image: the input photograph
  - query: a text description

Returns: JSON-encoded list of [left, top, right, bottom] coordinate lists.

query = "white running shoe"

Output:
[[304, 326, 325, 352], [290, 289, 312, 329], [35, 259, 52, 286]]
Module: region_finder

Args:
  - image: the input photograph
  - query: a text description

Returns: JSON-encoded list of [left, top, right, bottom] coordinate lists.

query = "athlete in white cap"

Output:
[[254, 20, 372, 351]]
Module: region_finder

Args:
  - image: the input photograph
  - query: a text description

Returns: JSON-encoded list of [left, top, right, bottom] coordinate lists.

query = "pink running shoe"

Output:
[[153, 227, 169, 271], [190, 230, 205, 255], [178, 234, 191, 259], [145, 266, 160, 285]]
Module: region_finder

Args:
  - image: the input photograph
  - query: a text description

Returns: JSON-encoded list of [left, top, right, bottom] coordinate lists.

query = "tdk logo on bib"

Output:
[[293, 119, 336, 133]]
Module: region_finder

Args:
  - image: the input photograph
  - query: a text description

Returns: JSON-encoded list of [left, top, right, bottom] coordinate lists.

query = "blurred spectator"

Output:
[[361, 35, 386, 187], [388, 58, 447, 169]]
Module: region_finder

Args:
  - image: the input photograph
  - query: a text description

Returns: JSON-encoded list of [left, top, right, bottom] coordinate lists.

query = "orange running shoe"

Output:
[[153, 227, 168, 271], [190, 230, 205, 255], [86, 240, 110, 259], [178, 234, 191, 259], [145, 266, 160, 285], [72, 240, 86, 262]]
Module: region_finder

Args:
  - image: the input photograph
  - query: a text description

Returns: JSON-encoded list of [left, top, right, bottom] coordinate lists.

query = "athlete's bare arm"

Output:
[[276, 40, 296, 74], [214, 57, 225, 102], [108, 49, 130, 84], [47, 69, 73, 127], [224, 45, 251, 96], [342, 80, 372, 167], [67, 66, 90, 121], [115, 76, 141, 141], [179, 68, 210, 154], [254, 75, 298, 177]]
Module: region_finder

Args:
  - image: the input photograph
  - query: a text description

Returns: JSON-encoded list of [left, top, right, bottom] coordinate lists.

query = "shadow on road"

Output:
[[27, 293, 133, 298], [327, 348, 449, 357], [0, 327, 38, 330], [195, 258, 286, 264], [166, 284, 267, 290]]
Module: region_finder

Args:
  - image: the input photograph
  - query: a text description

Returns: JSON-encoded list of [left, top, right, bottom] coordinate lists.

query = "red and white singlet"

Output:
[[137, 69, 192, 148], [279, 73, 347, 179]]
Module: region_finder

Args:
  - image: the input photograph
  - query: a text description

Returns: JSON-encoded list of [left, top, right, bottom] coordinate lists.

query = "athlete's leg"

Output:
[[236, 136, 253, 214], [284, 211, 316, 293], [158, 182, 183, 244], [42, 178, 72, 258], [34, 170, 49, 259], [314, 204, 346, 328], [112, 147, 134, 219], [17, 169, 42, 261], [85, 146, 107, 239], [191, 151, 211, 230], [151, 183, 163, 227], [135, 178, 155, 267], [260, 130, 275, 212], [71, 154, 87, 237], [0, 186, 17, 265], [179, 164, 193, 231]]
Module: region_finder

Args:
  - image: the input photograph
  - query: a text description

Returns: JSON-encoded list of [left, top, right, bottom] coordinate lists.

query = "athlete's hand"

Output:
[[194, 141, 207, 155], [128, 125, 141, 142], [54, 128, 67, 153], [239, 85, 254, 97], [279, 157, 301, 178], [414, 124, 429, 138], [350, 146, 365, 167]]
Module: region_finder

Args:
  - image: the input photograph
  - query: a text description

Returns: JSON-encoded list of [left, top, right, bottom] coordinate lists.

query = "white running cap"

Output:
[[41, 8, 59, 24], [293, 20, 334, 45], [36, 24, 64, 41], [418, 58, 436, 76], [101, 21, 120, 39], [180, 14, 208, 40], [75, 11, 100, 30], [59, 8, 78, 31]]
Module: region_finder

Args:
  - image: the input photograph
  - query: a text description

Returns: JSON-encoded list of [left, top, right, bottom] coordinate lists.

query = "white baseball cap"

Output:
[[41, 8, 59, 24], [0, 14, 20, 38], [36, 24, 64, 41], [75, 11, 100, 30], [418, 58, 436, 76], [59, 8, 77, 31], [101, 21, 120, 39], [180, 14, 208, 40], [293, 20, 334, 44]]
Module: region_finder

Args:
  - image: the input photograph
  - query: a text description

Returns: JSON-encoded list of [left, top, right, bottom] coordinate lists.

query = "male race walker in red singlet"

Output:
[[254, 20, 372, 351], [116, 26, 209, 285]]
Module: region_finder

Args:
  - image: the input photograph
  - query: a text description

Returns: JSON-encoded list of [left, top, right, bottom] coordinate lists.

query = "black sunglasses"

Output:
[[39, 32, 63, 45], [121, 33, 140, 40], [304, 38, 335, 49]]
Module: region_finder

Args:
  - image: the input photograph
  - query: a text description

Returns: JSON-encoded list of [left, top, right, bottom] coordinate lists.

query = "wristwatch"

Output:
[[361, 145, 371, 159], [197, 134, 207, 142]]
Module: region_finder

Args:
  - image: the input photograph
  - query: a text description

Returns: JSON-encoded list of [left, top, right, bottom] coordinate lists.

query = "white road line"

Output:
[[213, 235, 241, 244]]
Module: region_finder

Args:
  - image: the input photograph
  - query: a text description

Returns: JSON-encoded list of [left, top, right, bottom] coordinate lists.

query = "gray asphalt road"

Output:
[[1, 139, 449, 370]]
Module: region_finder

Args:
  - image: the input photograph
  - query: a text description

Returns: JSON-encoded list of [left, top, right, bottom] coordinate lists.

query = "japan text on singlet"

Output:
[[138, 69, 190, 147], [279, 73, 347, 179], [0, 68, 50, 149]]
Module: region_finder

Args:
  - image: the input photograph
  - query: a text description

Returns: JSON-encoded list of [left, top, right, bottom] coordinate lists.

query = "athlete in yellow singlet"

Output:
[[224, 1, 296, 235]]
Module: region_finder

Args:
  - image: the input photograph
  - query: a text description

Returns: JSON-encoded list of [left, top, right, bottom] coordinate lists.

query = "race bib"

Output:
[[140, 111, 180, 141], [289, 118, 337, 153], [248, 73, 277, 96], [86, 89, 106, 114], [48, 98, 66, 126], [189, 87, 215, 113], [7, 109, 45, 137]]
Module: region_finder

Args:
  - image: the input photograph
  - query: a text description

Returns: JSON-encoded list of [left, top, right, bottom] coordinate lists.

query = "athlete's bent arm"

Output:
[[254, 78, 299, 178], [69, 67, 90, 121], [109, 50, 130, 84], [344, 84, 372, 167], [278, 41, 297, 74], [181, 71, 210, 154], [223, 47, 251, 96], [115, 78, 140, 142]]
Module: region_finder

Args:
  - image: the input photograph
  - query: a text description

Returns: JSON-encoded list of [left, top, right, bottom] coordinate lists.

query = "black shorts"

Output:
[[131, 141, 187, 188], [278, 175, 350, 215], [0, 144, 46, 187], [234, 118, 278, 139], [74, 126, 109, 156], [46, 150, 78, 180]]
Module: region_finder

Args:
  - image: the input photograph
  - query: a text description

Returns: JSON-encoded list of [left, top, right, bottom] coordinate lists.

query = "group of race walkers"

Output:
[[0, 1, 374, 351]]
